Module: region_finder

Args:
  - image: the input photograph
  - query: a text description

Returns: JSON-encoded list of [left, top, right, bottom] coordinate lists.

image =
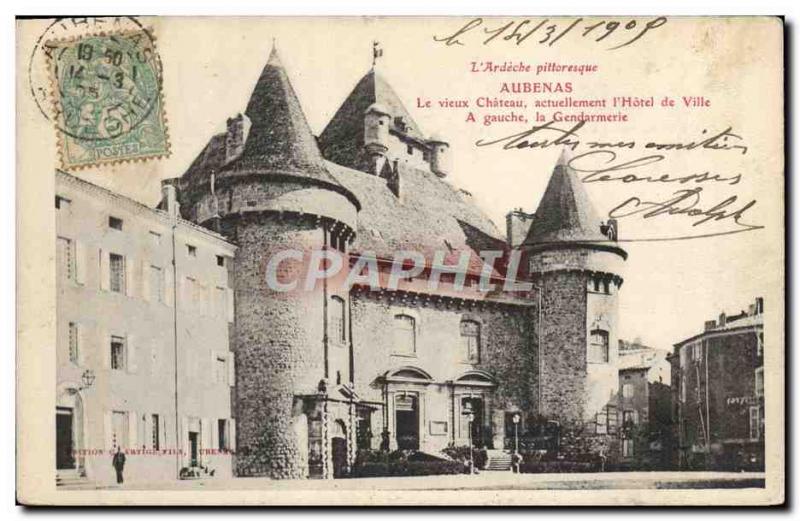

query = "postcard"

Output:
[[16, 16, 784, 505]]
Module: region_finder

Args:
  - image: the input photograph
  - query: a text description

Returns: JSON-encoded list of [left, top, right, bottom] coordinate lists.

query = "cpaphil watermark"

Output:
[[263, 248, 534, 295]]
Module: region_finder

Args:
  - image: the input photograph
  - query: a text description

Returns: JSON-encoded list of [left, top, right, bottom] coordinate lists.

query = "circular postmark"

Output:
[[28, 16, 163, 142]]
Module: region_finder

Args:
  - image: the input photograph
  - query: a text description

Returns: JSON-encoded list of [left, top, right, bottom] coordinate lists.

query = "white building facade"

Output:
[[55, 171, 237, 485]]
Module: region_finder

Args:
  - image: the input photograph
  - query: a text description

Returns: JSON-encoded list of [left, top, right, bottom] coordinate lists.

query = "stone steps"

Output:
[[56, 469, 92, 488], [485, 452, 513, 471]]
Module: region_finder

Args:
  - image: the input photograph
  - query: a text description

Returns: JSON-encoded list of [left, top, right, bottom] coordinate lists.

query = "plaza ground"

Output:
[[62, 471, 765, 491]]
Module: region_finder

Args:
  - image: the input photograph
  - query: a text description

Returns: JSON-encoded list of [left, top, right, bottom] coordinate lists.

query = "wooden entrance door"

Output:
[[56, 407, 75, 469]]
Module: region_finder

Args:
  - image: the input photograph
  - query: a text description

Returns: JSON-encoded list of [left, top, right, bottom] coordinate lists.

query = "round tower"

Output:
[[180, 47, 360, 479], [521, 148, 627, 429], [427, 134, 451, 178]]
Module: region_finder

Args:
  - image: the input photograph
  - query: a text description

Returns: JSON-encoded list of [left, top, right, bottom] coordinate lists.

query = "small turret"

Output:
[[225, 113, 251, 164], [364, 102, 391, 175], [427, 134, 451, 178]]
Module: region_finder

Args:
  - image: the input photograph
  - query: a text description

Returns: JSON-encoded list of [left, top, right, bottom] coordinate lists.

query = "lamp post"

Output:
[[512, 413, 520, 455], [80, 369, 96, 390], [463, 401, 474, 475]]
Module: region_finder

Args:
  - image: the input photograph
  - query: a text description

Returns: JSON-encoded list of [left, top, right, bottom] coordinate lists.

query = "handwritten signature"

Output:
[[433, 17, 668, 51], [609, 188, 763, 234]]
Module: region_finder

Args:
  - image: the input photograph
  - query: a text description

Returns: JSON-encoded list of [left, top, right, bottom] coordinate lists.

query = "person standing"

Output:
[[112, 447, 126, 484]]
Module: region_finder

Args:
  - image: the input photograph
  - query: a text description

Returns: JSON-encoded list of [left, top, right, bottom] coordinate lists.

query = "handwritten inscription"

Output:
[[475, 120, 749, 155], [434, 17, 668, 51], [474, 120, 763, 240]]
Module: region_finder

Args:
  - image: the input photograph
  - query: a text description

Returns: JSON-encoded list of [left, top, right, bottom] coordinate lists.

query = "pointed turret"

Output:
[[522, 148, 627, 429], [523, 147, 607, 246], [318, 67, 427, 173]]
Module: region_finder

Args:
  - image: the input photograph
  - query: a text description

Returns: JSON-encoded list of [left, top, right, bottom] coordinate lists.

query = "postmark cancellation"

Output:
[[46, 29, 170, 169]]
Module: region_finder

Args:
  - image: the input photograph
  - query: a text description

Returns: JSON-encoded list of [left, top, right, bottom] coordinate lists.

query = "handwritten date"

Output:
[[433, 17, 668, 51]]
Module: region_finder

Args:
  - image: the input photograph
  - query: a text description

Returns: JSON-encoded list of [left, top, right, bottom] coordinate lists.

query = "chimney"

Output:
[[506, 208, 534, 248], [704, 320, 717, 331], [718, 312, 726, 327], [161, 182, 180, 219], [755, 297, 764, 315]]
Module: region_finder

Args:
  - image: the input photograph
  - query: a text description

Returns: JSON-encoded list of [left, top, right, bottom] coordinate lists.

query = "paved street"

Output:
[[63, 471, 765, 491]]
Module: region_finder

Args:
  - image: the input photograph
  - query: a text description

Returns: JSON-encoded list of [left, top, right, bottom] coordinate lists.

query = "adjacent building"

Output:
[[616, 340, 672, 469], [669, 298, 765, 471], [55, 172, 237, 485]]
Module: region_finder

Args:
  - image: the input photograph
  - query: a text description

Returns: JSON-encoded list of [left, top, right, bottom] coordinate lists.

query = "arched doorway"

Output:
[[331, 420, 348, 478], [461, 396, 484, 447], [395, 394, 419, 450], [56, 386, 84, 474]]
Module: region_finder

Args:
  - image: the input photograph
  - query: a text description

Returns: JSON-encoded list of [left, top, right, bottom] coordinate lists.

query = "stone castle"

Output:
[[164, 46, 627, 479]]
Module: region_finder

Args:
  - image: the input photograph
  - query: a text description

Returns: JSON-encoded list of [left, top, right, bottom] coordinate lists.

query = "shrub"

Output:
[[442, 444, 488, 469]]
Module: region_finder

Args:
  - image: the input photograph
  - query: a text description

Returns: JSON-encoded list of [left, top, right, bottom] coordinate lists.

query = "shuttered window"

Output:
[[460, 320, 481, 363]]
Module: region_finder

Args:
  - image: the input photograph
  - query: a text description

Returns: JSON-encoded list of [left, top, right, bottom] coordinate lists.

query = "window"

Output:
[[393, 314, 416, 355], [680, 373, 687, 403], [328, 231, 346, 253], [755, 367, 764, 398], [215, 286, 227, 316], [68, 322, 79, 364], [330, 296, 346, 344], [111, 336, 126, 370], [149, 265, 163, 303], [218, 419, 230, 451], [607, 406, 618, 434], [149, 231, 161, 246], [109, 253, 125, 293], [622, 438, 634, 458], [55, 195, 71, 210], [56, 236, 74, 280], [216, 255, 225, 267], [749, 406, 761, 440], [595, 409, 608, 434], [187, 244, 197, 257], [692, 342, 703, 361], [407, 145, 413, 155], [460, 320, 481, 363], [622, 383, 634, 398], [112, 411, 128, 450], [588, 329, 609, 364], [108, 216, 123, 230], [623, 409, 638, 426], [151, 414, 160, 451], [214, 356, 228, 385]]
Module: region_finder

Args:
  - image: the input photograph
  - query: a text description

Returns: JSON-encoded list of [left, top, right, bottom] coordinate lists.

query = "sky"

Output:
[[56, 17, 783, 350]]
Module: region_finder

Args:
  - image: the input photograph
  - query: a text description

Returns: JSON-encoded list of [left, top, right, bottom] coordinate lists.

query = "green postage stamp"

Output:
[[47, 29, 170, 169]]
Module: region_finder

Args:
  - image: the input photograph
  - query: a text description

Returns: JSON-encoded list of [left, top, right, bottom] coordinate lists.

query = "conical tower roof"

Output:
[[225, 47, 358, 209], [318, 68, 425, 169], [523, 148, 607, 245]]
